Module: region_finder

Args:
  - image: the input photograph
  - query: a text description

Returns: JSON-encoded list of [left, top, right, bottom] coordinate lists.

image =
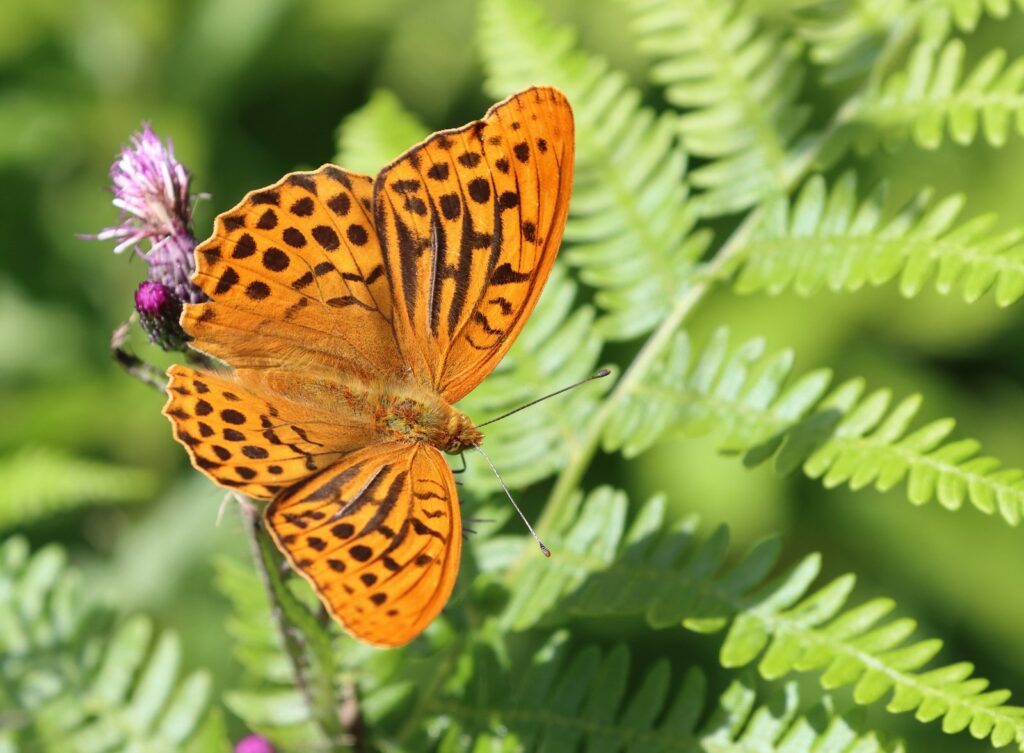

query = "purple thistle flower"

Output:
[[95, 124, 194, 255], [235, 734, 275, 753], [89, 123, 207, 352], [146, 231, 207, 305]]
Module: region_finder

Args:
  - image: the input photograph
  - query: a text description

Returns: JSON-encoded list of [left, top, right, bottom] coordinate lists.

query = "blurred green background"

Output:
[[3, 0, 1024, 749]]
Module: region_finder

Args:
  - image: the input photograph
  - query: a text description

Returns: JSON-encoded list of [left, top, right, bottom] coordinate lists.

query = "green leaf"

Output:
[[333, 89, 430, 174], [0, 537, 215, 753], [734, 171, 1024, 305], [0, 446, 157, 530], [416, 632, 902, 752], [605, 327, 1024, 526], [848, 39, 1024, 151], [514, 489, 1024, 750], [625, 0, 815, 216]]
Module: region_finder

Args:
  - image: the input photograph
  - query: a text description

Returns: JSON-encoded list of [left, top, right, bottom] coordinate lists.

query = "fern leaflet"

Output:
[[797, 0, 1024, 83], [846, 38, 1024, 150], [419, 631, 901, 752], [0, 536, 224, 753], [500, 489, 1024, 750], [604, 327, 1024, 525], [733, 171, 1024, 304], [625, 0, 815, 216]]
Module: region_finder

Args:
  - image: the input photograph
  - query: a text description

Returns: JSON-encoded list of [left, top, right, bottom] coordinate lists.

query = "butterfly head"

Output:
[[441, 411, 483, 455]]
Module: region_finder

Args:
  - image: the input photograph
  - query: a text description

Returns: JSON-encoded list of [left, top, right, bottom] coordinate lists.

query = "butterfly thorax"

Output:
[[372, 389, 483, 454]]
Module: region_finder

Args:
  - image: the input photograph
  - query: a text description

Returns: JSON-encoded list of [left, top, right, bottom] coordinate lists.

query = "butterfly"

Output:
[[163, 87, 574, 646]]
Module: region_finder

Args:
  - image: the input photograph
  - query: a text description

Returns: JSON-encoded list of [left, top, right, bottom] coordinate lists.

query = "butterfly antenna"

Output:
[[472, 443, 551, 557], [476, 369, 611, 428]]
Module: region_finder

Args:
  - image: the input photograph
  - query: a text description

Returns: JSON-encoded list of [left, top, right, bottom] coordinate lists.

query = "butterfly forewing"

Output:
[[188, 165, 400, 380], [163, 365, 353, 499], [374, 86, 575, 402], [265, 442, 461, 647]]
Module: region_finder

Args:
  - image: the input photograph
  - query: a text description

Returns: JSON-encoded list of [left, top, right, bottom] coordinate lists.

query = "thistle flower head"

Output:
[[88, 124, 207, 350], [147, 231, 207, 305], [95, 124, 193, 254]]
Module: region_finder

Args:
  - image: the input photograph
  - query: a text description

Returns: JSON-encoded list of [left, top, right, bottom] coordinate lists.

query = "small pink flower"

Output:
[[235, 734, 275, 753]]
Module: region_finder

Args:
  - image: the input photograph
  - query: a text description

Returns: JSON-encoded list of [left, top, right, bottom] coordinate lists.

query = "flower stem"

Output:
[[110, 317, 167, 391], [236, 498, 363, 751]]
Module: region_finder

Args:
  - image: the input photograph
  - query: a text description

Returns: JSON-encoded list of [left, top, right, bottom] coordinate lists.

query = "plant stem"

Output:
[[237, 499, 319, 709], [236, 498, 362, 751], [110, 317, 167, 391], [539, 217, 755, 535]]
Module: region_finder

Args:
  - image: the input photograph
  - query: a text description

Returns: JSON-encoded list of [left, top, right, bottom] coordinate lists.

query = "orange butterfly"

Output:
[[163, 87, 574, 646]]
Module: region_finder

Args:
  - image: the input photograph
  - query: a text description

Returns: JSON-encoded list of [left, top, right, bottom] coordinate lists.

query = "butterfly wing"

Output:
[[187, 165, 401, 381], [265, 441, 461, 647], [163, 365, 371, 499], [374, 86, 574, 402]]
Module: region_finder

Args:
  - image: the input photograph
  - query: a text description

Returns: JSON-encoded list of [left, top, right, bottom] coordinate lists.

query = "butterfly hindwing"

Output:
[[265, 441, 461, 647], [188, 165, 401, 380], [163, 365, 351, 499], [374, 86, 574, 402]]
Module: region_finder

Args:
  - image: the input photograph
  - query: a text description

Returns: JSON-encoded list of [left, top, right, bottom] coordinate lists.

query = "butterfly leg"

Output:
[[461, 516, 496, 538], [451, 452, 467, 474]]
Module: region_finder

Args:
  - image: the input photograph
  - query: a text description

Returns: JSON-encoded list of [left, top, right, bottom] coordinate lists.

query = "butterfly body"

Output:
[[362, 379, 483, 453], [245, 364, 483, 453], [164, 86, 574, 646]]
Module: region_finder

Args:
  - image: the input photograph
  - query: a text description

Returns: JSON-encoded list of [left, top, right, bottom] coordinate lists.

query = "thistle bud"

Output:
[[134, 280, 189, 352]]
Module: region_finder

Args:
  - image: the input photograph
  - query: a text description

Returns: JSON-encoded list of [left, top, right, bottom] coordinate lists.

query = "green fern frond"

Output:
[[424, 631, 902, 752], [797, 0, 1024, 83], [912, 0, 1024, 40], [847, 38, 1024, 150], [478, 0, 706, 339], [625, 0, 815, 216], [603, 327, 1024, 525], [0, 536, 224, 753], [0, 446, 157, 530], [333, 89, 429, 174], [733, 171, 1024, 304], [795, 2, 909, 84], [504, 490, 1024, 750]]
